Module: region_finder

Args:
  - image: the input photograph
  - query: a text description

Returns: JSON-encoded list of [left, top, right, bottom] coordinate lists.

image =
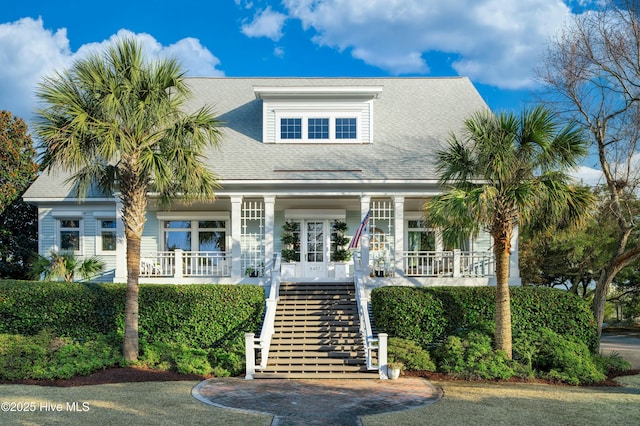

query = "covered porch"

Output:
[[118, 194, 517, 286]]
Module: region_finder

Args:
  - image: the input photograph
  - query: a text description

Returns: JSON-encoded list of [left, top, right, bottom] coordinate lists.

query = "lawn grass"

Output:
[[1, 377, 639, 425], [363, 377, 640, 426]]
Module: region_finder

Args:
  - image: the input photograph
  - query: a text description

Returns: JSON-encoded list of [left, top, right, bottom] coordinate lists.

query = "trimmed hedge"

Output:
[[371, 286, 598, 352], [0, 281, 264, 348]]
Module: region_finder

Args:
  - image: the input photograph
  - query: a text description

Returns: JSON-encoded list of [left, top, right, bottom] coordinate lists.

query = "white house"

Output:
[[23, 77, 520, 288]]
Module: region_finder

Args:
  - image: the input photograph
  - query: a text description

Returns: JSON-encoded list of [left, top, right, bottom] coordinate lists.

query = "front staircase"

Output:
[[254, 281, 378, 379]]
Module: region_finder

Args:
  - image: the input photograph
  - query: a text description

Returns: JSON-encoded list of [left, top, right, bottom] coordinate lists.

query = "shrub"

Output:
[[432, 331, 515, 380], [0, 331, 122, 380], [372, 286, 597, 351], [388, 337, 435, 371], [0, 281, 264, 349], [515, 327, 605, 385], [371, 287, 446, 347], [595, 351, 632, 374]]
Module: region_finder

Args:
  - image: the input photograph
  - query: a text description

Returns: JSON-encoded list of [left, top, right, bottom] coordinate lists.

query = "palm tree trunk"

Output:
[[121, 182, 147, 362], [494, 231, 512, 359], [123, 234, 140, 361]]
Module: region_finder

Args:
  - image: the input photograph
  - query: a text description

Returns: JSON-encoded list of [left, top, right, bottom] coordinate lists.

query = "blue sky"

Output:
[[0, 0, 602, 182]]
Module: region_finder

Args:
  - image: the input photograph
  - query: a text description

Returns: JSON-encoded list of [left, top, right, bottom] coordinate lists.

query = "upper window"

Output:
[[59, 219, 81, 252], [336, 118, 357, 139], [278, 116, 358, 143], [280, 118, 302, 139], [308, 118, 329, 139]]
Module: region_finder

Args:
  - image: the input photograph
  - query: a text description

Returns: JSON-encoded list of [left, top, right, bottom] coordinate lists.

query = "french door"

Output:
[[303, 220, 326, 278]]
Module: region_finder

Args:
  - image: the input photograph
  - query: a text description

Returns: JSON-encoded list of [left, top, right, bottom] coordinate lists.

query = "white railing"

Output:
[[404, 251, 454, 276], [139, 250, 231, 278], [353, 252, 388, 379], [245, 253, 281, 379], [401, 250, 494, 277], [459, 251, 494, 276]]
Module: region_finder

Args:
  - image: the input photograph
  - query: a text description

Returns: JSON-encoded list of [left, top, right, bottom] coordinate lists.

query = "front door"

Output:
[[303, 220, 326, 278]]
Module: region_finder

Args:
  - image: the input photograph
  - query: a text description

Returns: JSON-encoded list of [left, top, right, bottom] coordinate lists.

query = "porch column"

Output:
[[114, 196, 127, 283], [510, 224, 520, 279], [393, 196, 405, 277], [264, 196, 275, 279], [359, 195, 371, 275], [231, 196, 243, 280]]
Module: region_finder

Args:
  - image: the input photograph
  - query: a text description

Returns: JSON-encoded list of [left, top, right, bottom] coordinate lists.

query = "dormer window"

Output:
[[281, 118, 302, 139], [254, 85, 382, 144], [308, 118, 329, 139]]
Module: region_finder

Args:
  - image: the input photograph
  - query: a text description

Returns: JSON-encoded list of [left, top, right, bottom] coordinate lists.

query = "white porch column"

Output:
[[359, 195, 371, 275], [114, 196, 127, 283], [510, 224, 520, 279], [231, 196, 243, 280], [264, 196, 275, 279], [393, 196, 405, 277]]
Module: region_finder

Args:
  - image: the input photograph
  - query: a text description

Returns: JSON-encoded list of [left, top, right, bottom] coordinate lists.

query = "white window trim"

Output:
[[159, 216, 230, 252], [96, 218, 117, 255], [56, 217, 83, 255], [275, 112, 361, 144], [405, 215, 444, 252]]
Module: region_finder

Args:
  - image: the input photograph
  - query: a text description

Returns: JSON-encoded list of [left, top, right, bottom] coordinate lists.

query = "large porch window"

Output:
[[163, 220, 227, 252]]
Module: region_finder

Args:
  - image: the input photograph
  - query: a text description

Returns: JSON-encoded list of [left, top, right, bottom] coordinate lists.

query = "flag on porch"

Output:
[[348, 210, 370, 250]]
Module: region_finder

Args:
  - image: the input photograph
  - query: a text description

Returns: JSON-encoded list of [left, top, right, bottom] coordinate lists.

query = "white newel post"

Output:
[[245, 332, 255, 379], [393, 196, 404, 277], [231, 196, 243, 280], [452, 249, 461, 277], [114, 196, 127, 283], [378, 333, 389, 379], [264, 196, 275, 280], [174, 249, 184, 279]]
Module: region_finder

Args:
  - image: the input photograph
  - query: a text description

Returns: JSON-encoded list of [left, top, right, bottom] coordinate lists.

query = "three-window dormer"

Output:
[[254, 85, 383, 144]]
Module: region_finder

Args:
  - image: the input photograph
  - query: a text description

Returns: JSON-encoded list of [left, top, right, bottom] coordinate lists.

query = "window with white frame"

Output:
[[99, 219, 117, 252], [59, 219, 81, 252], [277, 115, 359, 143], [336, 117, 357, 139], [163, 220, 227, 252], [406, 220, 436, 251]]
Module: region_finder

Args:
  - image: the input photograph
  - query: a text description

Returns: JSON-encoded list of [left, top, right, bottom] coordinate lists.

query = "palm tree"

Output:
[[34, 38, 222, 361], [30, 250, 105, 282], [425, 106, 593, 358]]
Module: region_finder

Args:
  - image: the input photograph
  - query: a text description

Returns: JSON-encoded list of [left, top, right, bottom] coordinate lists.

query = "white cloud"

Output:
[[281, 0, 574, 89], [571, 166, 603, 186], [241, 6, 287, 41], [0, 17, 71, 122], [0, 19, 223, 124]]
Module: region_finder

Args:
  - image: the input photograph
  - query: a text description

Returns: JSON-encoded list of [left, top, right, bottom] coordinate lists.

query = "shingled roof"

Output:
[[24, 77, 488, 200]]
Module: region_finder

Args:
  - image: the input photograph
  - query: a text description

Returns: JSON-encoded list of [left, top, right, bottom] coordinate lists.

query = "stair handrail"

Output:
[[353, 252, 388, 379], [245, 253, 281, 379]]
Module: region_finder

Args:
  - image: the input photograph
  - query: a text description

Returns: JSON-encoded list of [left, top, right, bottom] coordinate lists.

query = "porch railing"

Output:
[[353, 252, 388, 379], [245, 253, 281, 379], [139, 250, 231, 278], [401, 250, 494, 277]]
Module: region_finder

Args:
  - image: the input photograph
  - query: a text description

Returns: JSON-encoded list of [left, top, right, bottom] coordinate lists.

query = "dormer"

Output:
[[254, 85, 383, 144]]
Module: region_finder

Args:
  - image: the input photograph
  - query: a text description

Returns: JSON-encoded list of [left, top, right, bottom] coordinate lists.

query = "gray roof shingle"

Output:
[[24, 77, 488, 200]]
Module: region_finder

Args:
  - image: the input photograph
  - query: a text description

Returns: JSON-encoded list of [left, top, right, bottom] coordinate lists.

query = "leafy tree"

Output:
[[425, 106, 593, 358], [0, 110, 38, 278], [0, 199, 37, 279], [30, 250, 105, 282], [538, 0, 640, 339], [34, 37, 222, 361], [0, 110, 38, 215]]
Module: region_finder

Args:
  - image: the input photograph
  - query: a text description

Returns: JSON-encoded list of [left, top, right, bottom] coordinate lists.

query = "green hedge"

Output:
[[0, 281, 264, 348], [371, 286, 598, 351]]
